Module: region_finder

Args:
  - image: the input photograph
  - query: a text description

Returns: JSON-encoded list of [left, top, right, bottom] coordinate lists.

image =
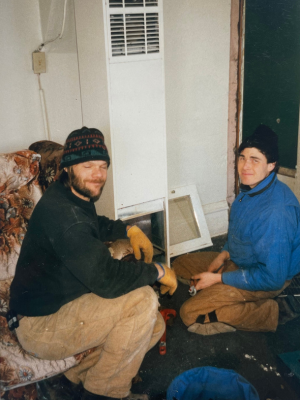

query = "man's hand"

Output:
[[192, 272, 222, 290], [191, 251, 229, 291], [207, 250, 230, 273], [127, 225, 153, 263], [155, 263, 178, 295]]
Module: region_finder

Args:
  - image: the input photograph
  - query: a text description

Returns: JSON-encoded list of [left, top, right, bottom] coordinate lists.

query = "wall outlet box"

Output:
[[32, 52, 46, 74]]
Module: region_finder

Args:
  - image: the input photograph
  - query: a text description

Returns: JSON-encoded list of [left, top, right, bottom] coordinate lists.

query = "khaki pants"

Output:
[[16, 286, 165, 398], [173, 252, 289, 332]]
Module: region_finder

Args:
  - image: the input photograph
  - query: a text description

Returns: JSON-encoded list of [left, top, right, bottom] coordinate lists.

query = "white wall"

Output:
[[0, 0, 82, 154], [38, 0, 82, 144], [164, 0, 231, 236], [0, 0, 45, 152]]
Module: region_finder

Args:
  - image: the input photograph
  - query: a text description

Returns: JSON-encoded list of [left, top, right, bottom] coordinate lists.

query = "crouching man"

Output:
[[9, 127, 177, 400], [174, 125, 300, 335]]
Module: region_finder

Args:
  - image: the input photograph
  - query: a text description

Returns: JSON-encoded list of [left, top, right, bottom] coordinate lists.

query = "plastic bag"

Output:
[[167, 366, 260, 400]]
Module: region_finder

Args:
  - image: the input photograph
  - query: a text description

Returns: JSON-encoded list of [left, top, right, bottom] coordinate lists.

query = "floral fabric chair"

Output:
[[0, 143, 95, 400]]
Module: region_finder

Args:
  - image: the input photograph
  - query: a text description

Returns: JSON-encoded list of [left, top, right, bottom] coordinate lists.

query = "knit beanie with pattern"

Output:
[[60, 127, 110, 169]]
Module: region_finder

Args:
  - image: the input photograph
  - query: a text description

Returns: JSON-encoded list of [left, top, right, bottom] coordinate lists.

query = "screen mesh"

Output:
[[168, 195, 200, 246]]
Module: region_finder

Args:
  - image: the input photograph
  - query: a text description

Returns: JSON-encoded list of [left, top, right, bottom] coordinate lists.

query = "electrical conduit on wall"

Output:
[[34, 0, 68, 141]]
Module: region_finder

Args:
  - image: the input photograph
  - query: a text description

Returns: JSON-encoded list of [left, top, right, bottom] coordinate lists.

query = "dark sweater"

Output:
[[10, 181, 158, 316]]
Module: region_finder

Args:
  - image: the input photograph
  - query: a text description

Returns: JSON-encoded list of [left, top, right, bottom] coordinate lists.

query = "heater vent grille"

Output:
[[146, 13, 159, 53], [109, 0, 158, 7], [110, 14, 125, 56], [110, 12, 159, 57], [109, 0, 123, 7], [145, 0, 158, 5], [126, 13, 145, 55]]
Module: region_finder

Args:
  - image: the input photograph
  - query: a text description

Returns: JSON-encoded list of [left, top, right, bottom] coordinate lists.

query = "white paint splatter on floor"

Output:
[[245, 354, 256, 360], [244, 354, 281, 377]]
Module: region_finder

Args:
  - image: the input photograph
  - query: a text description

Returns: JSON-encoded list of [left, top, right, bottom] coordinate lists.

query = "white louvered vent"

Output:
[[126, 14, 145, 55], [109, 0, 158, 7], [109, 0, 123, 7], [146, 13, 159, 53], [125, 0, 144, 6], [110, 14, 125, 56], [110, 12, 159, 57], [108, 0, 160, 59], [145, 0, 158, 6]]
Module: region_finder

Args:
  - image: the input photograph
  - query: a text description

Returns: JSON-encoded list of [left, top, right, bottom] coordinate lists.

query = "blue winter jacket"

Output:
[[222, 172, 300, 291]]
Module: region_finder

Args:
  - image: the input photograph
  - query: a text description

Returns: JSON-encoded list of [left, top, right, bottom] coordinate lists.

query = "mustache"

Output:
[[86, 180, 105, 184]]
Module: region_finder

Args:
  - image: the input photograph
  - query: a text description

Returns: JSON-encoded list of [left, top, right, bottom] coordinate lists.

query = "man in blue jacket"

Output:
[[175, 125, 300, 335]]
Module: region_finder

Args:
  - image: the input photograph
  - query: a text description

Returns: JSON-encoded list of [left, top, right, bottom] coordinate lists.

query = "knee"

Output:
[[131, 286, 159, 317], [141, 286, 159, 310], [180, 300, 193, 326], [180, 302, 188, 325]]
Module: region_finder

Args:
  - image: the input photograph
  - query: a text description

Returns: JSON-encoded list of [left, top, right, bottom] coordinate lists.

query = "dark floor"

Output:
[[131, 235, 300, 400]]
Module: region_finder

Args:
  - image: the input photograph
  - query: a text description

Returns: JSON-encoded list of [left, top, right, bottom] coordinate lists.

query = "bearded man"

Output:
[[10, 127, 177, 400]]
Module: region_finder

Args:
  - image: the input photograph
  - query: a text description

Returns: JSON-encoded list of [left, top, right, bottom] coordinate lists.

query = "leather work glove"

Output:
[[127, 225, 153, 263], [157, 263, 178, 296]]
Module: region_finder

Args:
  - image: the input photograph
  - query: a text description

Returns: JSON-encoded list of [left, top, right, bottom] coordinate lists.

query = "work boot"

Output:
[[188, 322, 236, 335], [82, 389, 149, 400], [276, 297, 300, 325], [123, 394, 149, 400], [39, 374, 83, 400]]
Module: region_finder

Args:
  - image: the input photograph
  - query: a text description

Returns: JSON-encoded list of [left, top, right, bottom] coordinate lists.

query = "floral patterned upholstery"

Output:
[[0, 145, 95, 399], [0, 151, 42, 281]]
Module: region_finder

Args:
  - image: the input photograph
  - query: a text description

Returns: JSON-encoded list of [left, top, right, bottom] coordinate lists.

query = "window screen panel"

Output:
[[169, 195, 201, 246]]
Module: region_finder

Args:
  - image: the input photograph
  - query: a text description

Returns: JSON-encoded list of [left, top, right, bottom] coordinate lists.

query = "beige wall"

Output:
[[164, 0, 231, 234], [164, 0, 231, 204], [0, 0, 82, 153], [0, 0, 45, 152], [37, 0, 82, 144]]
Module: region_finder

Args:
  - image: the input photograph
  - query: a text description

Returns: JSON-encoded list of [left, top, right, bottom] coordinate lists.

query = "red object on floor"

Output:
[[159, 309, 177, 355]]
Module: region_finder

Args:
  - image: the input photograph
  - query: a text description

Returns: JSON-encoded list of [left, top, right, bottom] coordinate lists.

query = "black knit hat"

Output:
[[238, 124, 279, 164], [60, 127, 110, 169]]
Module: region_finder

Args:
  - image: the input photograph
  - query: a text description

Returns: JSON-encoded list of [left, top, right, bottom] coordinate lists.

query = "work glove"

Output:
[[157, 263, 178, 296], [127, 225, 153, 263]]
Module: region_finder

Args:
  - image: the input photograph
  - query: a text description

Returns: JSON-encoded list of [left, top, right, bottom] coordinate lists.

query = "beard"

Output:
[[69, 167, 105, 202]]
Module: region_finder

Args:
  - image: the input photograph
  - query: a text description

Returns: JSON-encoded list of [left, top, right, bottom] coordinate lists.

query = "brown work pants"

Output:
[[16, 286, 165, 398], [173, 252, 288, 332]]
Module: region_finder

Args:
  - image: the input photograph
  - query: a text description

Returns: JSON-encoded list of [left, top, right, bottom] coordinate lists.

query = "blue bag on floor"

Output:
[[166, 366, 259, 400]]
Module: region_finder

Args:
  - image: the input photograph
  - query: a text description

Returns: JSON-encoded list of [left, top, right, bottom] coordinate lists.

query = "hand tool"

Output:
[[188, 263, 225, 296], [159, 309, 176, 355]]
